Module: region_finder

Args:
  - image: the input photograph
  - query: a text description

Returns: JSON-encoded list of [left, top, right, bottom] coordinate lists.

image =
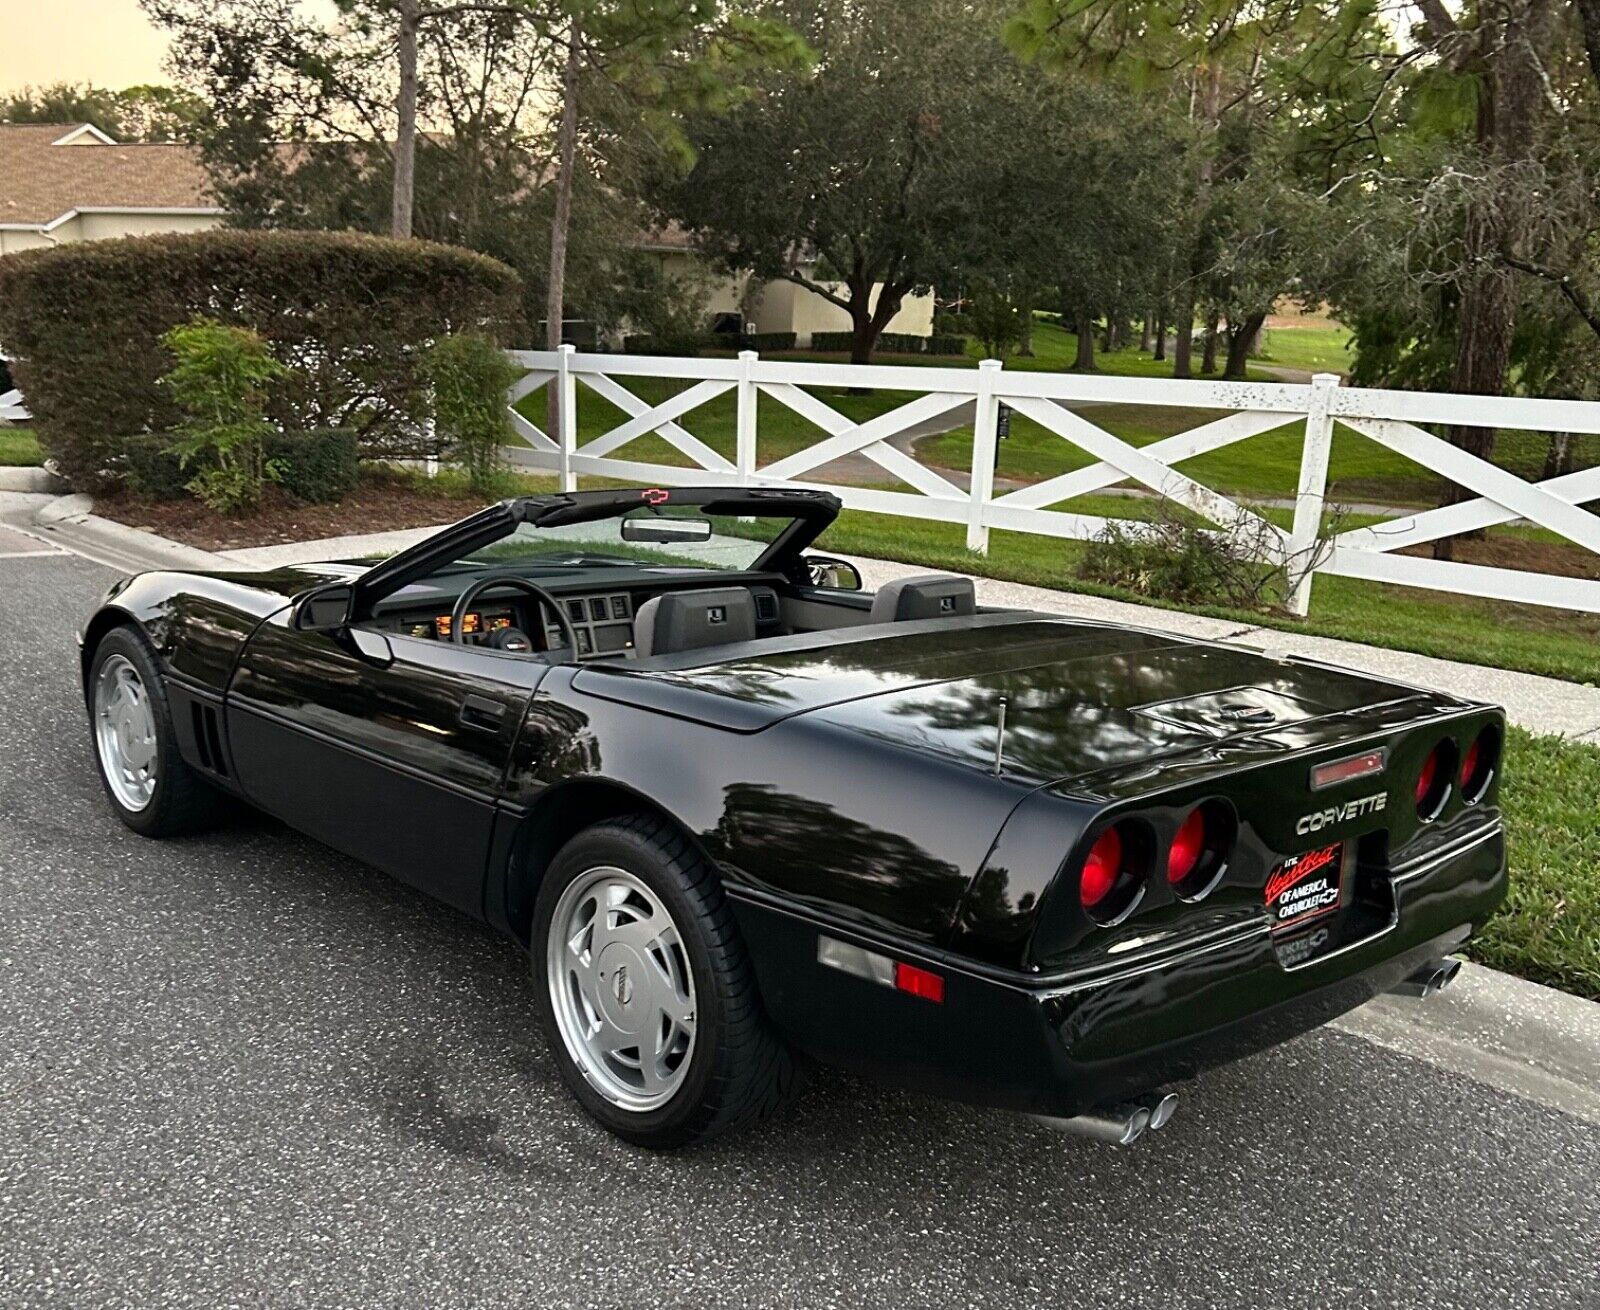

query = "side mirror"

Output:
[[295, 583, 354, 632], [804, 555, 863, 591]]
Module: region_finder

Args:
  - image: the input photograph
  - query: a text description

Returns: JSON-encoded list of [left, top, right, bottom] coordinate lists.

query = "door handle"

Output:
[[458, 694, 507, 734]]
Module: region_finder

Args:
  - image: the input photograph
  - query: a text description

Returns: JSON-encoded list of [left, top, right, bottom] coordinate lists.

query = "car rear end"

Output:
[[767, 689, 1506, 1137]]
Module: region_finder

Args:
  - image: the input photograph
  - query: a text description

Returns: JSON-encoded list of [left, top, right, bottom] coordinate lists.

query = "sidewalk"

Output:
[[11, 490, 1600, 741]]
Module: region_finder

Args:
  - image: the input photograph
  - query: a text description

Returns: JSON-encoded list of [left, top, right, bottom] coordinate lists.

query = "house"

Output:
[[0, 123, 935, 348], [637, 224, 936, 349], [0, 123, 223, 254]]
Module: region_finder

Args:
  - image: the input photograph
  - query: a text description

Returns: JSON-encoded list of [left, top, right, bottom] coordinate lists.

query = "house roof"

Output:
[[0, 123, 219, 228]]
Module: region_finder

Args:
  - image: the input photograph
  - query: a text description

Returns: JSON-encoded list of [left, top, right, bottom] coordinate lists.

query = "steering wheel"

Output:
[[450, 575, 578, 659]]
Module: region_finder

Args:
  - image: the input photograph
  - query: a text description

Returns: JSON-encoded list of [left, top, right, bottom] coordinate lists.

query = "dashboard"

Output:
[[381, 590, 639, 660], [373, 573, 783, 661]]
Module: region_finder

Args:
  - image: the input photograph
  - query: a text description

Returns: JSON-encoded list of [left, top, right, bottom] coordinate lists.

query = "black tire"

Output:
[[531, 813, 796, 1148], [86, 625, 228, 838]]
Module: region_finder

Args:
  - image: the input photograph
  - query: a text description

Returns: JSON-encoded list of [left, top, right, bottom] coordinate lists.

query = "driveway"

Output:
[[1, 549, 1597, 1309]]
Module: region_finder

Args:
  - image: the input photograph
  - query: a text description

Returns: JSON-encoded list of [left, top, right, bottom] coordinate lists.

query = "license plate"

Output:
[[1265, 842, 1345, 933]]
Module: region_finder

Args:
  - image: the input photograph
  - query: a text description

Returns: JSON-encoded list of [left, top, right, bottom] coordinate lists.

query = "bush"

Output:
[[0, 229, 521, 487], [124, 428, 358, 503], [160, 319, 286, 514], [925, 335, 967, 356], [420, 333, 516, 495], [1076, 507, 1290, 611], [808, 331, 855, 353]]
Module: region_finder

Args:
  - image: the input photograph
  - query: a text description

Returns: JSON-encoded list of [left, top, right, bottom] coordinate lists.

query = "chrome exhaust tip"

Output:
[[1390, 956, 1463, 999], [1144, 1091, 1180, 1131], [1031, 1092, 1176, 1145]]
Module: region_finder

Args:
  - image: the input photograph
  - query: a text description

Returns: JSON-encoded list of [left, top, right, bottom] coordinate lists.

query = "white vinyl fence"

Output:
[[502, 346, 1600, 618], [0, 389, 27, 423]]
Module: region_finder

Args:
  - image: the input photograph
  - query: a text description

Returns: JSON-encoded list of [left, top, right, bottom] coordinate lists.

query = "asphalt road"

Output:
[[1, 550, 1597, 1310]]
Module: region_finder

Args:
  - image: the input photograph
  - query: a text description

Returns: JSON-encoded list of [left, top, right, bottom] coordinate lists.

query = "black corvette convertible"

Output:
[[80, 486, 1507, 1147]]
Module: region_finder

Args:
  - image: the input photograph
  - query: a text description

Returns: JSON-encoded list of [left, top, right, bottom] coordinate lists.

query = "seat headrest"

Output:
[[634, 586, 757, 658], [868, 574, 976, 622]]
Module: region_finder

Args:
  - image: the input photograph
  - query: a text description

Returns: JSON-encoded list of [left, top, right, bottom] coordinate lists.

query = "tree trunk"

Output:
[[1223, 311, 1266, 380], [1200, 312, 1220, 374], [1172, 286, 1194, 378], [391, 0, 420, 238], [1434, 0, 1552, 561], [1074, 311, 1096, 371], [849, 311, 876, 365], [1542, 432, 1574, 479], [1100, 317, 1113, 353], [1017, 285, 1035, 357], [1139, 313, 1153, 353], [1153, 306, 1167, 361], [545, 29, 581, 434]]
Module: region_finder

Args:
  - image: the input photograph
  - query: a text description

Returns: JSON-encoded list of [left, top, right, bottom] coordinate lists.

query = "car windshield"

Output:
[[458, 503, 787, 574]]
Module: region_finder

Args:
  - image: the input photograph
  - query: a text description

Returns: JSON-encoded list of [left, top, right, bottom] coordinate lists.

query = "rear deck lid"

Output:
[[572, 614, 1437, 785]]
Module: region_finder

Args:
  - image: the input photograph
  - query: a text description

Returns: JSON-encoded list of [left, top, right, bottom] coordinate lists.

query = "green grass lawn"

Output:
[[1478, 728, 1600, 998], [790, 503, 1600, 685], [0, 427, 42, 466], [1253, 325, 1357, 376]]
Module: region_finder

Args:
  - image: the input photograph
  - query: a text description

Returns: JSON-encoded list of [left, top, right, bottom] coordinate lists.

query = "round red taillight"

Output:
[[1081, 826, 1123, 908], [1460, 725, 1500, 804], [1415, 740, 1454, 821], [1165, 800, 1236, 901], [1078, 821, 1149, 925], [1167, 808, 1206, 885]]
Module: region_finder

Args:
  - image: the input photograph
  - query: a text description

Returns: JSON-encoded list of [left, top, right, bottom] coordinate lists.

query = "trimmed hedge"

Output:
[[125, 429, 359, 503], [0, 230, 521, 487], [809, 331, 954, 356]]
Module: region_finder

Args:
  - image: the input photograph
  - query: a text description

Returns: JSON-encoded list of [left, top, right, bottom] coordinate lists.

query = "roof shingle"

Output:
[[0, 123, 217, 227]]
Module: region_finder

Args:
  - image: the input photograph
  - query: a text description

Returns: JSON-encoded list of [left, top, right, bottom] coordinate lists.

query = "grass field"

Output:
[[1254, 324, 1357, 375], [1479, 728, 1600, 998], [0, 428, 41, 466]]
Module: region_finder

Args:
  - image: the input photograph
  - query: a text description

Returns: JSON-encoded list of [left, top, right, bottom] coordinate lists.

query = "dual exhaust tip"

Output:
[[1390, 956, 1463, 1000], [1032, 1091, 1179, 1147]]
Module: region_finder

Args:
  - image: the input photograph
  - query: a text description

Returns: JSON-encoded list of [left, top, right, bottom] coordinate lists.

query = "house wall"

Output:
[[650, 250, 935, 348], [0, 211, 221, 257], [71, 211, 221, 242]]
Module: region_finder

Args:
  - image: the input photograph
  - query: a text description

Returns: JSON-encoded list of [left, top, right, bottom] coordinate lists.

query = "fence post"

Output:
[[966, 358, 1003, 554], [736, 349, 758, 487], [556, 343, 577, 493], [1286, 371, 1341, 616]]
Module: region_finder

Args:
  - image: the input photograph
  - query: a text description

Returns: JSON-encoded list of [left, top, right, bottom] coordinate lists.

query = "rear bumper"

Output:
[[729, 822, 1506, 1118]]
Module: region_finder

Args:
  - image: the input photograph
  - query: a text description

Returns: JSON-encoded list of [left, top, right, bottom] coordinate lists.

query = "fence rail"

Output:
[[503, 345, 1600, 618]]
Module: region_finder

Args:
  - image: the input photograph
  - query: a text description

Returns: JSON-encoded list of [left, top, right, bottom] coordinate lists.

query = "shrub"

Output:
[[1075, 506, 1290, 611], [808, 331, 855, 353], [0, 229, 521, 487], [420, 333, 517, 495], [124, 428, 358, 503], [925, 335, 967, 356], [159, 319, 287, 514]]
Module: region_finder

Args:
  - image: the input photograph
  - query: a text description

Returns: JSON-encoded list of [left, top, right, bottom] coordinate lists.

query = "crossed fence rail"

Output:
[[6, 349, 1597, 618], [502, 346, 1600, 619]]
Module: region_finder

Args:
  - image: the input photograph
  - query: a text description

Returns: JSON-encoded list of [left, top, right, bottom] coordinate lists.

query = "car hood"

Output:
[[571, 614, 1453, 788]]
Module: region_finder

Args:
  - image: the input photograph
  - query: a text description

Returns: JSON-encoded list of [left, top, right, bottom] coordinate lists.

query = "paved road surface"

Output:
[[1, 551, 1596, 1309]]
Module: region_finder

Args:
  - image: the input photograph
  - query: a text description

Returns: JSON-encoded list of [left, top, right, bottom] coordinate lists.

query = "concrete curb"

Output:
[[31, 494, 230, 573], [1332, 960, 1600, 1126], [0, 466, 65, 494]]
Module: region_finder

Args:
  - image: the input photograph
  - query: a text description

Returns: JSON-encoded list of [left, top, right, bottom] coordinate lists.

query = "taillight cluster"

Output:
[[1415, 724, 1501, 821], [1078, 801, 1237, 925]]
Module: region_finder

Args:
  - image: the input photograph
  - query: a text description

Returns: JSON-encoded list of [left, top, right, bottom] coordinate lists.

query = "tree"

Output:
[[0, 82, 206, 141], [656, 0, 1022, 365]]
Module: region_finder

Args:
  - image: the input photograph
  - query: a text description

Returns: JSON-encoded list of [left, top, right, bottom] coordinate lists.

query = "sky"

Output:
[[0, 0, 172, 95]]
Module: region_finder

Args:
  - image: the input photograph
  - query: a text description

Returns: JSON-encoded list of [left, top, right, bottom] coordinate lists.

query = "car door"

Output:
[[225, 612, 546, 917]]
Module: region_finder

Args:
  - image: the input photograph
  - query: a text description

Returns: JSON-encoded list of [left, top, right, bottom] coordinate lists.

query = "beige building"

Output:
[[0, 123, 223, 254], [639, 226, 936, 348]]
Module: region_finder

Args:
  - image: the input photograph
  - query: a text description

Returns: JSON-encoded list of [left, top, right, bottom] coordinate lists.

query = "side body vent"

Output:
[[190, 702, 229, 777], [753, 590, 779, 624]]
